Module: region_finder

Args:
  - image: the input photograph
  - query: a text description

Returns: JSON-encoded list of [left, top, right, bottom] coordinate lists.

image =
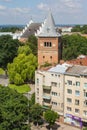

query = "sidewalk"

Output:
[[31, 122, 81, 130]]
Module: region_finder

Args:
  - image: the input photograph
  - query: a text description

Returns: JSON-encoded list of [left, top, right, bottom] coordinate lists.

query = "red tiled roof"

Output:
[[66, 56, 87, 66]]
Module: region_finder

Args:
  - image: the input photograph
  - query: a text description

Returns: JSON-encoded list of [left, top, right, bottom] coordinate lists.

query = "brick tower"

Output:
[[37, 11, 62, 66]]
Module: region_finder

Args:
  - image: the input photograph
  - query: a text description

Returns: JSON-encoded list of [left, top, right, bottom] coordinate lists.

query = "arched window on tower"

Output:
[[50, 56, 52, 63], [43, 56, 45, 63]]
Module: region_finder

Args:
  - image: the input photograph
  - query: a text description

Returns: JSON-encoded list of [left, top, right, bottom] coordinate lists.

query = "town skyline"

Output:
[[0, 0, 87, 25]]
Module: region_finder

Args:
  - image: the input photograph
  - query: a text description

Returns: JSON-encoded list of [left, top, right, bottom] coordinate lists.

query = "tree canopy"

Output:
[[71, 25, 87, 34], [62, 34, 87, 60], [7, 53, 37, 85], [0, 86, 30, 130], [18, 45, 32, 55], [0, 35, 21, 69], [0, 26, 23, 33], [27, 35, 38, 56], [44, 110, 58, 129], [30, 103, 43, 125]]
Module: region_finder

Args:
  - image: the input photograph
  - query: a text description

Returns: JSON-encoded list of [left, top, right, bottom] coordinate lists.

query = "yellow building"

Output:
[[64, 65, 87, 128]]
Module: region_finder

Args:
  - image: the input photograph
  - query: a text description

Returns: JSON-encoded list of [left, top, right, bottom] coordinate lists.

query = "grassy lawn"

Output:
[[0, 68, 5, 75], [9, 84, 31, 93]]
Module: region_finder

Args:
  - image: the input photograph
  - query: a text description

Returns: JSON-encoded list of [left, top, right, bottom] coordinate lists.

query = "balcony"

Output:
[[43, 94, 51, 100], [43, 85, 51, 90], [43, 102, 52, 107]]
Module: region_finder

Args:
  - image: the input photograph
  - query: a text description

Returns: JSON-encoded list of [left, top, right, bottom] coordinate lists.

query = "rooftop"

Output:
[[20, 22, 41, 38], [66, 65, 87, 76], [66, 55, 87, 66], [37, 11, 61, 37], [48, 63, 70, 74]]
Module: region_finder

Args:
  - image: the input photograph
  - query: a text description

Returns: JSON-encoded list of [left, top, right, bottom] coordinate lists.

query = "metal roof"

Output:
[[65, 65, 87, 76], [21, 23, 41, 38], [48, 63, 69, 73], [37, 11, 61, 37]]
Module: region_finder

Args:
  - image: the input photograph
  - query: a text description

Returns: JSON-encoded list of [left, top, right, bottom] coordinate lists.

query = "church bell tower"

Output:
[[37, 11, 62, 66]]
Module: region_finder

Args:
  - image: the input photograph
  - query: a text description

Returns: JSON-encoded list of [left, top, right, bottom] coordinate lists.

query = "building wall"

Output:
[[38, 37, 62, 65], [64, 75, 87, 125], [35, 70, 64, 116]]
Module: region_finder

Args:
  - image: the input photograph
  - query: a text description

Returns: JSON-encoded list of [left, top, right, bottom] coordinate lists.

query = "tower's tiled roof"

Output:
[[37, 11, 61, 37]]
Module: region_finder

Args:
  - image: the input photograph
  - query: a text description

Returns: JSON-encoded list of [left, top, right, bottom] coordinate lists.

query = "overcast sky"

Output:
[[0, 0, 87, 25]]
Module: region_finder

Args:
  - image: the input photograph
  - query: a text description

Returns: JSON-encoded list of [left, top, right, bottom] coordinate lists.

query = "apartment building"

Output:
[[64, 65, 87, 128], [35, 64, 68, 119]]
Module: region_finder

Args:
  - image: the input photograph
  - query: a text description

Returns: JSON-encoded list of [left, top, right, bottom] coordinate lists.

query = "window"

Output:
[[51, 82, 57, 87], [67, 107, 72, 111], [50, 42, 52, 47], [52, 102, 57, 106], [76, 82, 80, 86], [84, 100, 87, 106], [44, 42, 52, 47], [37, 78, 39, 85], [75, 109, 79, 114], [75, 90, 80, 96], [50, 56, 52, 59], [83, 111, 87, 116], [67, 80, 72, 85], [67, 98, 72, 103], [75, 100, 79, 105], [67, 89, 72, 94], [84, 92, 87, 97], [44, 42, 46, 46], [37, 97, 39, 101], [84, 83, 87, 89], [37, 88, 39, 95], [52, 92, 57, 96]]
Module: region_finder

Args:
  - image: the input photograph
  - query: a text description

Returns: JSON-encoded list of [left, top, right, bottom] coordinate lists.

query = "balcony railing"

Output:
[[43, 85, 51, 90], [43, 94, 51, 100], [43, 102, 51, 107]]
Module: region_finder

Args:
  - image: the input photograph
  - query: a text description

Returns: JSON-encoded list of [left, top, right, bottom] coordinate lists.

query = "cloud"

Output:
[[12, 7, 30, 14], [61, 0, 82, 9], [0, 5, 6, 11], [37, 3, 48, 11]]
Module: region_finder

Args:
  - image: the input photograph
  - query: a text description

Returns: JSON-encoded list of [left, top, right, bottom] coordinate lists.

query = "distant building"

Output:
[[19, 19, 41, 42], [0, 32, 21, 39]]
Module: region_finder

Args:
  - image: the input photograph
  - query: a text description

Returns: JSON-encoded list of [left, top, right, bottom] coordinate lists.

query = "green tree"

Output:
[[44, 110, 58, 130], [29, 93, 35, 107], [0, 86, 30, 130], [7, 53, 37, 85], [62, 34, 87, 60], [27, 35, 37, 55], [0, 26, 23, 33], [30, 103, 43, 126], [0, 35, 21, 70], [18, 45, 32, 55], [71, 25, 87, 34]]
